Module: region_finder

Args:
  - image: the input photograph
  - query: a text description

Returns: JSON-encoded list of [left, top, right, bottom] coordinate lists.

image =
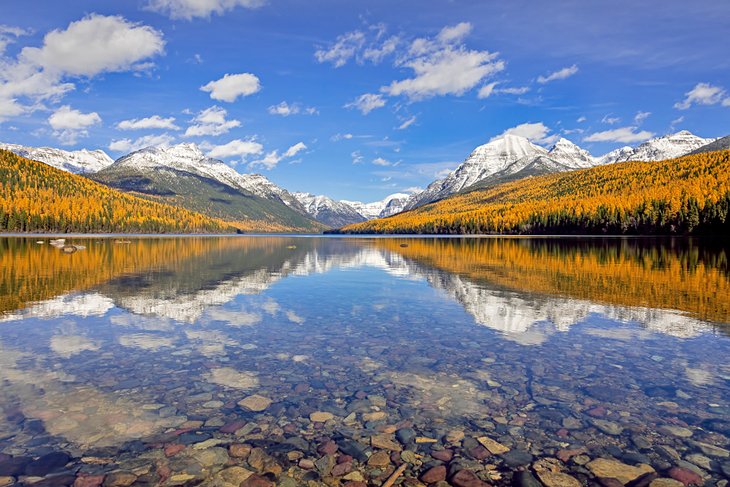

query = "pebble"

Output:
[[684, 453, 711, 471], [102, 472, 137, 487], [536, 471, 582, 487], [240, 474, 274, 487], [363, 411, 387, 421], [24, 452, 71, 476], [659, 426, 693, 438], [0, 478, 13, 487], [667, 467, 703, 486], [229, 443, 252, 458], [396, 428, 417, 445], [513, 471, 542, 487], [586, 458, 655, 484], [649, 480, 685, 487], [368, 450, 391, 467], [238, 395, 273, 412], [371, 434, 403, 451], [691, 441, 730, 458], [591, 419, 623, 435], [501, 449, 533, 467], [450, 469, 490, 487], [420, 465, 447, 484], [73, 475, 105, 487], [477, 436, 509, 454], [212, 466, 254, 486], [309, 411, 334, 422]]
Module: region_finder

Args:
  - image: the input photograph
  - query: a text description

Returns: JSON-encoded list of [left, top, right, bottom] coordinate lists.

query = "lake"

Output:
[[0, 236, 728, 487]]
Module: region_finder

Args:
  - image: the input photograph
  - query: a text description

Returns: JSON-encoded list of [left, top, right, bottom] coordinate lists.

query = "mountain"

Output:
[[404, 131, 716, 211], [0, 142, 113, 174], [690, 134, 730, 154], [342, 193, 412, 219], [291, 192, 366, 227], [598, 131, 715, 164], [337, 150, 730, 236], [91, 144, 325, 232], [0, 149, 231, 233], [404, 135, 547, 209]]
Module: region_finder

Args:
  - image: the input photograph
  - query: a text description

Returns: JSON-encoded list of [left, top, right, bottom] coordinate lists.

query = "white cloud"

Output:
[[383, 23, 504, 100], [267, 101, 317, 116], [249, 141, 306, 169], [584, 126, 655, 143], [351, 150, 363, 164], [670, 115, 684, 128], [362, 36, 400, 64], [493, 122, 558, 146], [477, 82, 498, 99], [145, 0, 265, 20], [117, 115, 179, 130], [331, 133, 354, 141], [0, 15, 164, 122], [0, 25, 31, 55], [577, 116, 587, 123], [345, 93, 386, 115], [402, 186, 423, 194], [601, 114, 620, 125], [22, 15, 164, 77], [397, 115, 416, 130], [674, 82, 729, 110], [184, 106, 240, 137], [109, 133, 175, 152], [537, 64, 578, 84], [634, 111, 651, 124], [48, 105, 101, 145], [315, 31, 366, 67], [372, 157, 391, 166], [206, 138, 264, 160], [201, 73, 261, 102], [498, 86, 530, 95], [283, 141, 307, 158]]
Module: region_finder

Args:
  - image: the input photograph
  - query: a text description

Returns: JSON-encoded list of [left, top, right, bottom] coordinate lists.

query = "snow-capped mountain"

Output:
[[404, 130, 716, 211], [405, 135, 550, 209], [292, 192, 366, 227], [690, 134, 730, 155], [0, 142, 113, 174], [343, 193, 412, 219], [599, 131, 714, 164], [108, 143, 307, 211]]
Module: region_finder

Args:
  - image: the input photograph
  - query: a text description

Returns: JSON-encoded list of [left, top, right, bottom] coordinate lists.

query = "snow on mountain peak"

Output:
[[547, 137, 595, 168], [597, 130, 715, 164], [0, 142, 113, 174]]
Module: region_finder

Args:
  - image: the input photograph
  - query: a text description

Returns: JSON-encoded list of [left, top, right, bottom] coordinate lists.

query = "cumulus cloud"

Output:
[[206, 138, 264, 160], [146, 0, 265, 20], [0, 15, 164, 122], [184, 106, 240, 137], [109, 133, 175, 153], [382, 23, 504, 100], [48, 105, 101, 145], [201, 73, 261, 102], [584, 126, 654, 143], [249, 141, 306, 170], [117, 115, 179, 130], [345, 93, 386, 114], [537, 64, 578, 84], [493, 122, 558, 146], [267, 101, 317, 116], [351, 150, 363, 164], [674, 82, 729, 110]]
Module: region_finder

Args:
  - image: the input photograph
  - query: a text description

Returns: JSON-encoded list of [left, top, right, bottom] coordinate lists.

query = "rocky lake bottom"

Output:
[[0, 236, 728, 487]]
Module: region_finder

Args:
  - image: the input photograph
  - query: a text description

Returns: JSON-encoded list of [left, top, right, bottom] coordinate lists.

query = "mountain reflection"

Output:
[[0, 236, 727, 339]]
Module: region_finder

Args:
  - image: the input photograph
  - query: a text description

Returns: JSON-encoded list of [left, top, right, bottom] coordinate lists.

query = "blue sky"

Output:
[[1, 0, 729, 201]]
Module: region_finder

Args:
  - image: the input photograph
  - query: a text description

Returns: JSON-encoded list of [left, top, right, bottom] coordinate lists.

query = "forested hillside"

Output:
[[339, 151, 730, 235], [0, 150, 233, 233]]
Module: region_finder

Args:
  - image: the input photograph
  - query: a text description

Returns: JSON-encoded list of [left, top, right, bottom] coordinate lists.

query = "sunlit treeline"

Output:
[[342, 151, 730, 235], [0, 150, 233, 233]]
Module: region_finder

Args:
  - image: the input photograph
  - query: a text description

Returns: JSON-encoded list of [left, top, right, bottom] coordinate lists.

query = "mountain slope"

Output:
[[598, 131, 714, 164], [342, 193, 412, 219], [337, 150, 730, 235], [0, 150, 232, 233], [690, 134, 730, 154], [291, 193, 366, 227], [0, 142, 113, 174], [91, 144, 325, 232], [405, 135, 547, 209]]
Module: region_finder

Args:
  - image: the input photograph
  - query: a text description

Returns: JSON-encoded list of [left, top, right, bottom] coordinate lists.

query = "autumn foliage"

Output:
[[0, 150, 234, 233], [374, 237, 729, 324], [341, 150, 730, 235]]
